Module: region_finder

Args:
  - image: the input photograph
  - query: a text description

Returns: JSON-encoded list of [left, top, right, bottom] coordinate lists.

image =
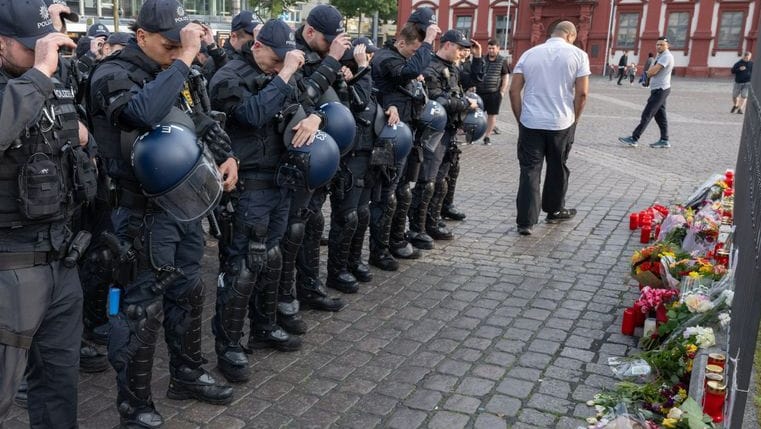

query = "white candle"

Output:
[[643, 317, 657, 337]]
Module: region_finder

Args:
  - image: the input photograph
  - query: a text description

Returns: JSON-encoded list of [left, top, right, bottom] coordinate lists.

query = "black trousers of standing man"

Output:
[[516, 123, 575, 228], [632, 88, 670, 142]]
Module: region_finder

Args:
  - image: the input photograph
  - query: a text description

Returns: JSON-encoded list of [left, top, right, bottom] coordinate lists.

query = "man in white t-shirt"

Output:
[[619, 36, 674, 148], [508, 21, 590, 235]]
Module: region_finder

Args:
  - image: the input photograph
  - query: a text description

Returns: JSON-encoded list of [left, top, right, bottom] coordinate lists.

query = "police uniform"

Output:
[[279, 8, 347, 320], [88, 1, 233, 426], [369, 35, 434, 269], [207, 20, 302, 380], [0, 1, 96, 425], [417, 31, 482, 243]]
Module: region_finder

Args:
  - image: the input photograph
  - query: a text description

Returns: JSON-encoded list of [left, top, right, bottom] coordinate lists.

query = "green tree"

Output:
[[255, 0, 296, 19], [330, 0, 396, 21]]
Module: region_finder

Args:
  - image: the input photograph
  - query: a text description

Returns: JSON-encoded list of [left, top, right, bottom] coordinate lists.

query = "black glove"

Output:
[[193, 112, 234, 165]]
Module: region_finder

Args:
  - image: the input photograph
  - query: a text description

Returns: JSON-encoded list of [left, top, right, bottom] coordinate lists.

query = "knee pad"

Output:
[[386, 192, 398, 213], [125, 300, 163, 346], [357, 206, 370, 225], [283, 221, 306, 248], [343, 210, 359, 230], [265, 246, 283, 271]]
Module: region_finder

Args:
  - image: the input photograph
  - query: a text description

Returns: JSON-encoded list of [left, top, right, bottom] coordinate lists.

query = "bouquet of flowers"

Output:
[[667, 257, 728, 283], [631, 243, 686, 288], [681, 204, 721, 256], [636, 287, 679, 316]]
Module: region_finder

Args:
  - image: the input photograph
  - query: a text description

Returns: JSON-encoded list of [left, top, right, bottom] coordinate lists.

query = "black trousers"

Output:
[[633, 88, 670, 142], [516, 123, 575, 227], [0, 261, 82, 428]]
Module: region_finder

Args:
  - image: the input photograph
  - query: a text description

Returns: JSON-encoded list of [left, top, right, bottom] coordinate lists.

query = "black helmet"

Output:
[[318, 101, 356, 156], [132, 122, 223, 221], [462, 109, 487, 143]]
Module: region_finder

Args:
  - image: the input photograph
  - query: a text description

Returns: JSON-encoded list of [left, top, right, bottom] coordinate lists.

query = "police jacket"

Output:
[[345, 65, 377, 153], [371, 42, 433, 123], [425, 54, 483, 124], [294, 26, 344, 110], [476, 55, 509, 94], [0, 62, 95, 249], [208, 46, 297, 177], [89, 41, 196, 186]]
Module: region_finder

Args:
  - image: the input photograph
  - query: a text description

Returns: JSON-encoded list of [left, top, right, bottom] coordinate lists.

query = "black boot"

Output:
[[298, 276, 346, 311], [408, 181, 435, 249], [117, 397, 163, 429], [167, 365, 234, 405], [427, 180, 454, 240], [390, 182, 423, 257], [215, 342, 250, 383], [326, 210, 359, 294], [441, 156, 466, 221], [278, 298, 307, 335], [369, 248, 399, 271], [349, 205, 372, 282], [80, 341, 109, 373], [245, 326, 302, 352], [370, 190, 400, 271]]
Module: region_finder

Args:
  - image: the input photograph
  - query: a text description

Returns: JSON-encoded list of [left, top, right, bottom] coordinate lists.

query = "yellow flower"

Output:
[[687, 344, 698, 354], [662, 417, 679, 428], [661, 251, 676, 259]]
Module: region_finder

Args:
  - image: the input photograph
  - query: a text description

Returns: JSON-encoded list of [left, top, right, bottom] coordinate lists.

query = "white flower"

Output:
[[719, 312, 731, 329], [667, 407, 684, 419], [683, 326, 716, 348], [683, 293, 713, 313], [720, 290, 734, 306]]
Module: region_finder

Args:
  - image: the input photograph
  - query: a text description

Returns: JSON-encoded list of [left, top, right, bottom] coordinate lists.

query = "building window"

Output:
[[495, 14, 513, 50], [717, 11, 744, 50], [615, 13, 639, 49], [455, 15, 473, 38], [666, 12, 690, 50]]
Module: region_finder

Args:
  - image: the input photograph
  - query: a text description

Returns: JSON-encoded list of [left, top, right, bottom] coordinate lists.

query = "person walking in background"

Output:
[[476, 39, 510, 146], [617, 50, 628, 85], [731, 52, 753, 114], [627, 63, 637, 85], [509, 21, 590, 236], [618, 37, 675, 149], [641, 52, 655, 87]]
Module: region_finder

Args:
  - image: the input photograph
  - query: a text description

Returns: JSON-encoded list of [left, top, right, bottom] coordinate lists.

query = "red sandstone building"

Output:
[[396, 0, 760, 76]]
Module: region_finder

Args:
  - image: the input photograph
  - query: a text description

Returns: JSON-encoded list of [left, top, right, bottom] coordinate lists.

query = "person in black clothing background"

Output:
[[731, 52, 752, 114], [617, 51, 628, 85]]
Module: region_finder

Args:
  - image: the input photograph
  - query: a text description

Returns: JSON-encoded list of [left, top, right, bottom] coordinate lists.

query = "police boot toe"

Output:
[[350, 262, 373, 282], [80, 343, 110, 373], [441, 205, 466, 221], [391, 241, 423, 259], [426, 224, 454, 241], [369, 250, 400, 271], [279, 313, 308, 335], [118, 402, 164, 429], [216, 344, 250, 383], [408, 231, 434, 250], [326, 271, 359, 294], [246, 328, 303, 352], [167, 366, 234, 405], [301, 294, 346, 312]]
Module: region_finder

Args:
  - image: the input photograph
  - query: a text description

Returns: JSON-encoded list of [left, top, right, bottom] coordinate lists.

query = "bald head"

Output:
[[552, 21, 577, 38]]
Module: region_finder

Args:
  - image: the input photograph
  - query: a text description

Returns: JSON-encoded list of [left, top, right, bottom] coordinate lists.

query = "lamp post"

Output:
[[602, 0, 615, 76]]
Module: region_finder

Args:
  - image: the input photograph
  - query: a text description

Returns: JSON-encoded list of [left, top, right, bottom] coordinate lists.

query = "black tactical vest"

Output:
[[371, 47, 417, 123], [215, 58, 287, 176], [476, 56, 505, 94], [0, 65, 89, 228]]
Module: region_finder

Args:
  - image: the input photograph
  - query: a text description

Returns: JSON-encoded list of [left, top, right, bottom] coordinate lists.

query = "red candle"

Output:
[[655, 303, 668, 323], [629, 213, 639, 230], [621, 308, 635, 335], [703, 381, 726, 423], [708, 353, 727, 370], [632, 302, 645, 326], [640, 226, 651, 243]]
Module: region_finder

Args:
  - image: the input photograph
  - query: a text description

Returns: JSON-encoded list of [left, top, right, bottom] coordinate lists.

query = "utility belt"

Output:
[[0, 251, 57, 270], [239, 171, 278, 191]]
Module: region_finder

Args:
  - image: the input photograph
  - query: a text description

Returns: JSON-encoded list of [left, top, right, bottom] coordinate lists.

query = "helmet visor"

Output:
[[153, 148, 223, 222]]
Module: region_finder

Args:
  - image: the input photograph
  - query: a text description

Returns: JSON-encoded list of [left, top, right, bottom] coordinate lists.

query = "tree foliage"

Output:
[[330, 0, 397, 21]]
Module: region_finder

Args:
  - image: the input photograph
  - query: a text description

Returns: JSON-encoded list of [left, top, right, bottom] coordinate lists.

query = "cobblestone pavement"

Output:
[[2, 76, 746, 428]]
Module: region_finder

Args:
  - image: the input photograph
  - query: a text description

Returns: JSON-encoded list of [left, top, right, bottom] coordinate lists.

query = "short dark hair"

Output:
[[487, 39, 498, 46], [657, 36, 668, 42], [398, 22, 424, 43]]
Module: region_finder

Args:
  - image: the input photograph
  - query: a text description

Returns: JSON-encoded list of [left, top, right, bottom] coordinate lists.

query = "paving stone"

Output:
[[387, 407, 428, 429], [404, 389, 444, 411], [428, 411, 470, 429], [474, 413, 508, 429], [517, 408, 557, 427], [484, 394, 522, 416], [495, 378, 535, 399]]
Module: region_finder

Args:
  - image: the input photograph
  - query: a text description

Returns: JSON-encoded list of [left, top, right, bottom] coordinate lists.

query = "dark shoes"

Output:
[[118, 402, 164, 429], [390, 241, 422, 259], [350, 262, 373, 282], [546, 208, 577, 223], [441, 205, 466, 221], [369, 249, 399, 271], [216, 343, 250, 383], [408, 230, 434, 250], [483, 137, 492, 146], [618, 136, 638, 147], [427, 223, 454, 241], [737, 108, 744, 114], [649, 139, 671, 148], [167, 366, 233, 405], [517, 225, 533, 236], [279, 313, 308, 335], [245, 327, 302, 352], [80, 343, 110, 373], [731, 106, 738, 113], [326, 271, 359, 294], [493, 126, 501, 135]]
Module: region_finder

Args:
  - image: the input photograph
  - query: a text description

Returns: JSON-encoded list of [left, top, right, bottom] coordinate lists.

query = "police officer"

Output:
[[326, 38, 378, 293], [208, 19, 307, 381], [278, 4, 352, 320], [88, 1, 238, 426], [0, 0, 90, 425], [415, 30, 482, 244], [369, 8, 440, 269], [227, 11, 262, 58]]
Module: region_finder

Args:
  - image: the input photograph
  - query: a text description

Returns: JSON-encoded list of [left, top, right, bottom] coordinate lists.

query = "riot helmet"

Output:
[[378, 121, 413, 163], [318, 101, 356, 156], [418, 99, 447, 132], [279, 106, 341, 191], [462, 109, 487, 143], [132, 120, 223, 222]]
